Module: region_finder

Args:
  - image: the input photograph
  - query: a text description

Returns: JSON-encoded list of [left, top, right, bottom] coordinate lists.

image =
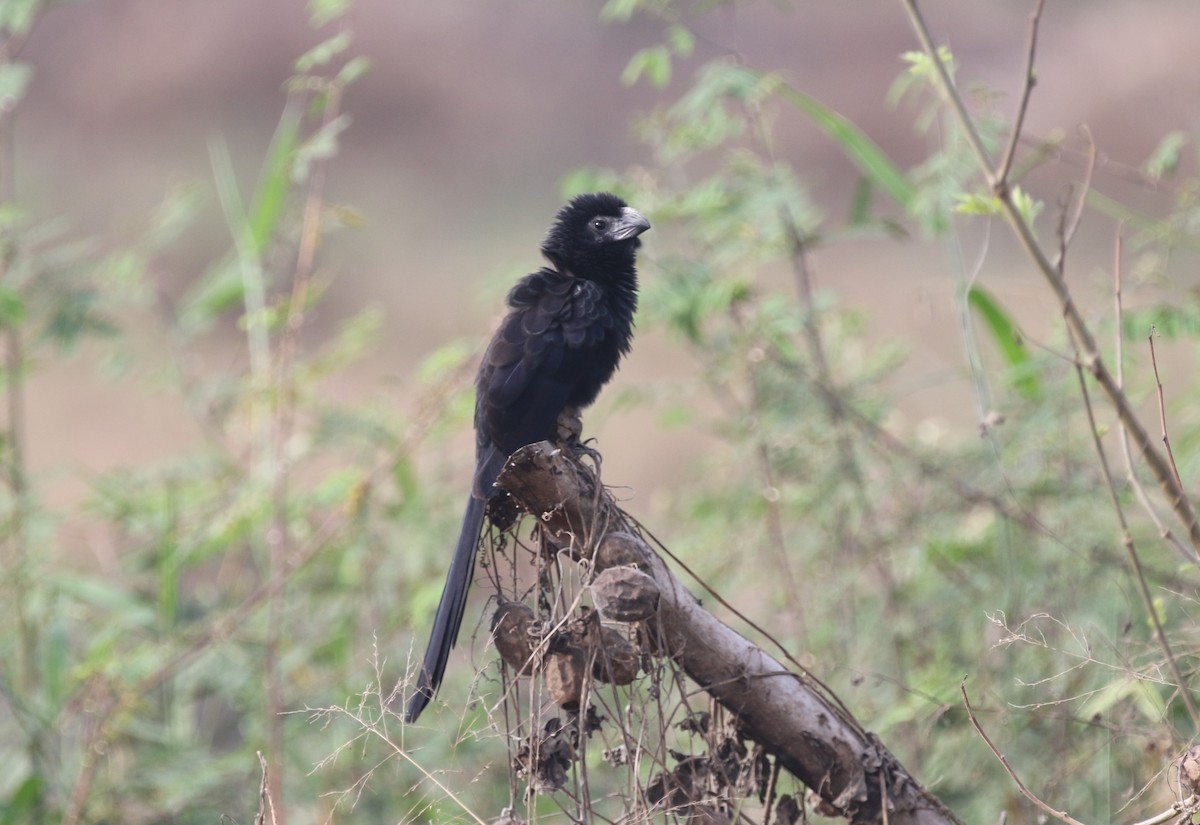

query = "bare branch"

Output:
[[1148, 331, 1184, 491], [1113, 234, 1193, 561], [255, 751, 279, 825], [996, 0, 1047, 185], [1059, 126, 1097, 253], [960, 681, 1090, 825]]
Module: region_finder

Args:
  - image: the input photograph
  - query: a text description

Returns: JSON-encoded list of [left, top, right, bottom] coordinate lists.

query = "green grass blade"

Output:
[[968, 284, 1040, 399], [771, 75, 916, 209], [248, 99, 302, 257]]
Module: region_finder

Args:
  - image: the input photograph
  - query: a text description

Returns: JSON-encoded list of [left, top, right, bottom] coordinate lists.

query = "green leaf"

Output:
[[293, 112, 350, 181], [308, 0, 350, 27], [249, 101, 303, 255], [179, 259, 244, 331], [1123, 305, 1200, 340], [0, 61, 31, 108], [57, 575, 156, 629], [1010, 185, 1043, 227], [0, 775, 43, 825], [336, 55, 372, 87], [954, 192, 1002, 216], [622, 45, 672, 87], [1144, 130, 1187, 180], [666, 24, 694, 57], [600, 0, 640, 22], [295, 31, 351, 73], [763, 70, 915, 209], [847, 176, 874, 226], [42, 288, 119, 353], [968, 284, 1040, 399], [1078, 675, 1166, 722], [900, 46, 956, 84], [0, 0, 41, 37], [0, 284, 24, 329]]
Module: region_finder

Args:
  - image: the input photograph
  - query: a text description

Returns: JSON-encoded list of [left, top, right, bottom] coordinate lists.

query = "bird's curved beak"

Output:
[[611, 207, 651, 241]]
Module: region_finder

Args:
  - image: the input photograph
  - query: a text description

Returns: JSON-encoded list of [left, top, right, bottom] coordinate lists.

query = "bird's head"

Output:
[[541, 192, 651, 280]]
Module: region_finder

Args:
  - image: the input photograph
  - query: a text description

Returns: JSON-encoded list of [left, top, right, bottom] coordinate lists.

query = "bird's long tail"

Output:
[[405, 494, 486, 722]]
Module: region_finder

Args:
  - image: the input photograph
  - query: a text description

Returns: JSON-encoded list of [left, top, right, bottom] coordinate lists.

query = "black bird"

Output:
[[405, 192, 651, 723]]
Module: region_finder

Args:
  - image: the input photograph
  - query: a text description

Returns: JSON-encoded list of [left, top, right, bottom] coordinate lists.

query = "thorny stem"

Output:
[[900, 0, 1200, 556]]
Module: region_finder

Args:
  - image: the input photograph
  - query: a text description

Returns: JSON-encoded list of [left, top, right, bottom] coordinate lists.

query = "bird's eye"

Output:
[[592, 218, 609, 231]]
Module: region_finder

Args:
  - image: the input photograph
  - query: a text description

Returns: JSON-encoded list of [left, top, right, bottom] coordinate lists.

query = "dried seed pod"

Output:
[[595, 531, 649, 571], [545, 646, 585, 710], [591, 625, 639, 685], [591, 566, 659, 622], [492, 601, 537, 676]]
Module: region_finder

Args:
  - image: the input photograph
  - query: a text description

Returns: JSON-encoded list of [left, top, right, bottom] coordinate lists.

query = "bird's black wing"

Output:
[[472, 271, 612, 497]]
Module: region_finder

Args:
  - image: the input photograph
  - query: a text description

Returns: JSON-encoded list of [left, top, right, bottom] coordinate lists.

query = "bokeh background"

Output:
[[8, 1, 1200, 823], [24, 0, 1200, 502]]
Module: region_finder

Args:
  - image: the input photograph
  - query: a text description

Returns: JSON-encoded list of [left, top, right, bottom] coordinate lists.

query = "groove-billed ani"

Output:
[[405, 192, 651, 722]]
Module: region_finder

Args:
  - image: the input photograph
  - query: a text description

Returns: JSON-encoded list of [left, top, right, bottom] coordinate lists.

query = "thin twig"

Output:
[[995, 0, 1046, 185], [1112, 233, 1192, 561], [960, 680, 1090, 825], [899, 0, 1200, 557], [255, 751, 278, 825], [1058, 126, 1096, 258], [1147, 331, 1184, 491]]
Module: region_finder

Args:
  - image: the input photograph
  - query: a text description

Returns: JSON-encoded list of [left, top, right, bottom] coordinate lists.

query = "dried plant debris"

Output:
[[1178, 745, 1200, 797], [602, 744, 629, 766], [775, 794, 803, 825], [688, 804, 733, 825], [512, 709, 607, 795], [545, 645, 586, 710], [679, 710, 711, 735], [591, 624, 640, 685], [492, 601, 539, 675], [514, 717, 577, 794]]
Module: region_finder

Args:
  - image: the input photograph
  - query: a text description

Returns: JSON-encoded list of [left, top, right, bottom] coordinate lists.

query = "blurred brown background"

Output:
[[18, 0, 1200, 504]]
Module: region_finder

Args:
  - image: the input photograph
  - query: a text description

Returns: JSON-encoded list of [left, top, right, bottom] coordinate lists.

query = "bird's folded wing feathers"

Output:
[[478, 274, 610, 457]]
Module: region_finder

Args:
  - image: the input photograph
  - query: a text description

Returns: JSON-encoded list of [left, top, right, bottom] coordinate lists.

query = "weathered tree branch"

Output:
[[497, 442, 963, 825]]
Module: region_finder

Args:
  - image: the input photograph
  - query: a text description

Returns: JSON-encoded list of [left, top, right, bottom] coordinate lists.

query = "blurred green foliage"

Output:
[[0, 1, 1198, 824]]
